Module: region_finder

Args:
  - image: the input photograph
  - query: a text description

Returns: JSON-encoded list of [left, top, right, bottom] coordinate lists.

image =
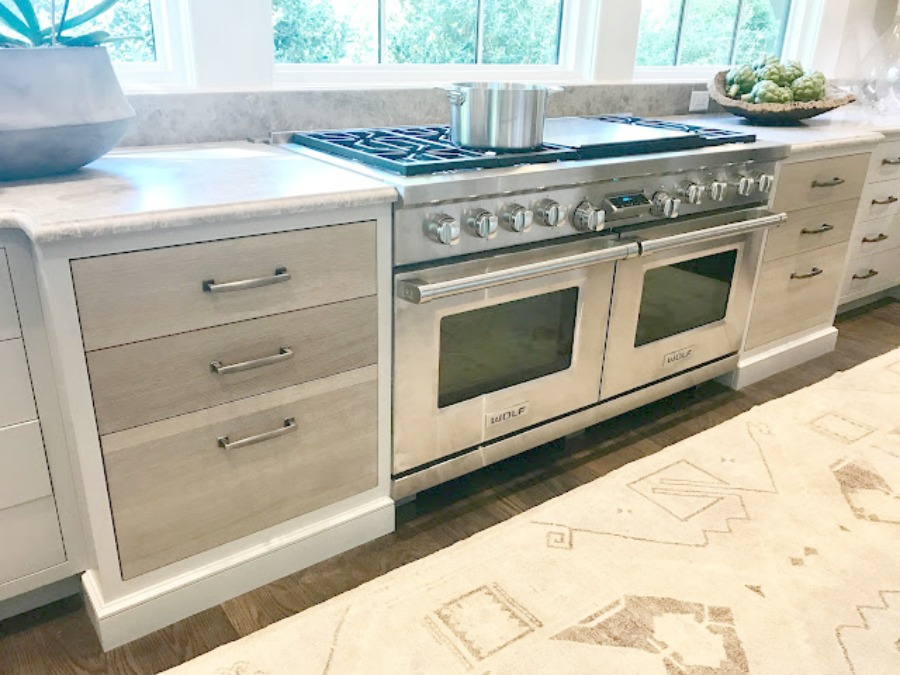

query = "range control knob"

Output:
[[465, 208, 499, 239], [650, 191, 681, 219], [425, 213, 460, 245], [709, 180, 728, 202], [573, 200, 606, 231], [501, 203, 534, 232], [678, 181, 706, 205], [757, 173, 775, 193], [535, 198, 564, 227], [735, 175, 756, 197]]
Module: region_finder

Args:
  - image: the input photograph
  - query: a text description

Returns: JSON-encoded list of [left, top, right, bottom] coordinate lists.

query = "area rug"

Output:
[[168, 348, 900, 674]]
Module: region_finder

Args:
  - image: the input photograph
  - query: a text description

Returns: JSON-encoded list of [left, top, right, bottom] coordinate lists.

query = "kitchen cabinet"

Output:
[[840, 138, 900, 304]]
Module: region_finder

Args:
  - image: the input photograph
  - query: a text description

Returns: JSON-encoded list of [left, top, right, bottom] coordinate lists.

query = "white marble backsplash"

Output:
[[121, 83, 712, 147]]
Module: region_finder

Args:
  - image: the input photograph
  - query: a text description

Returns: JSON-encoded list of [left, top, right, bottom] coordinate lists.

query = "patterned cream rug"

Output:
[[169, 348, 900, 674]]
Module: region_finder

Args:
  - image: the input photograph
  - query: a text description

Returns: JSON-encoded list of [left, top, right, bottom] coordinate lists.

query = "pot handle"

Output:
[[437, 86, 467, 106]]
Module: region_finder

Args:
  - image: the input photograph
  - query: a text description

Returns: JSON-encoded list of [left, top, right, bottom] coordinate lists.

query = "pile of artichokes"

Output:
[[725, 55, 827, 104]]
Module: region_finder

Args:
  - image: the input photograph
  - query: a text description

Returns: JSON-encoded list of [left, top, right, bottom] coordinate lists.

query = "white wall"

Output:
[[831, 0, 899, 77]]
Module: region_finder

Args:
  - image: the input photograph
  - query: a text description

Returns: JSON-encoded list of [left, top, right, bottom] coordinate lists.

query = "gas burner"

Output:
[[292, 125, 576, 176]]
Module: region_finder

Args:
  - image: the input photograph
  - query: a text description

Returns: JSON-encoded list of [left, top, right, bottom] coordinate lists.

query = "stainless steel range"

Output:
[[281, 115, 790, 499]]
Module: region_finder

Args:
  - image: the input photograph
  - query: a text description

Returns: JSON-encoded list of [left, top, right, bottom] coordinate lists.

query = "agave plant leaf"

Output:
[[0, 2, 36, 44], [40, 0, 121, 36], [0, 32, 29, 47], [59, 29, 110, 46], [11, 0, 41, 40]]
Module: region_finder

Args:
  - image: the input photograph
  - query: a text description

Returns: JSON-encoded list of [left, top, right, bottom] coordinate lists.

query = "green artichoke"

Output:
[[782, 60, 804, 84], [791, 74, 826, 101], [805, 70, 827, 88], [753, 53, 780, 70], [726, 64, 757, 98], [756, 61, 789, 86], [748, 80, 794, 104]]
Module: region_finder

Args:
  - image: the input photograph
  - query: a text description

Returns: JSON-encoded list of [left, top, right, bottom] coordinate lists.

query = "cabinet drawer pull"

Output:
[[871, 196, 898, 205], [210, 347, 294, 375], [790, 267, 823, 280], [202, 267, 291, 293], [852, 269, 879, 280], [218, 418, 297, 451], [800, 223, 834, 235], [811, 177, 845, 188], [882, 158, 900, 165], [862, 233, 889, 244]]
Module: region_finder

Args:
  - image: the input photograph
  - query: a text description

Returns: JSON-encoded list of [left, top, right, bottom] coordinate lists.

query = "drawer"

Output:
[[0, 338, 36, 428], [857, 177, 900, 221], [0, 497, 65, 584], [102, 365, 378, 579], [0, 420, 52, 511], [72, 221, 376, 351], [0, 249, 19, 342], [88, 296, 377, 434], [763, 199, 856, 262], [843, 248, 900, 299], [745, 242, 848, 351], [849, 212, 900, 259], [772, 153, 870, 212], [869, 139, 900, 182]]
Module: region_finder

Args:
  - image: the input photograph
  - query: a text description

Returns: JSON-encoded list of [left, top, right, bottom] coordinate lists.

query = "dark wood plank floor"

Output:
[[1, 299, 898, 674]]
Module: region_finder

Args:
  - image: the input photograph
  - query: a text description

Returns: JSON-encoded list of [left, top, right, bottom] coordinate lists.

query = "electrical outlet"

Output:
[[689, 91, 710, 112]]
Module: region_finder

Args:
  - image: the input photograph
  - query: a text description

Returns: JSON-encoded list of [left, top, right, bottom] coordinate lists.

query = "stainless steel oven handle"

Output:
[[638, 212, 787, 256], [396, 241, 640, 304]]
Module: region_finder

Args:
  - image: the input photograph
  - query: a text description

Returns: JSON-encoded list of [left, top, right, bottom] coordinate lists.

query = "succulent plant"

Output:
[[0, 0, 122, 47]]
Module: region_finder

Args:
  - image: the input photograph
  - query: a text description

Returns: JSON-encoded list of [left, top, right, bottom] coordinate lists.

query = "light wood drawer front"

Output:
[[72, 221, 376, 351], [746, 242, 848, 351], [870, 140, 900, 182], [103, 366, 378, 579], [0, 250, 19, 342], [772, 154, 870, 213], [763, 199, 857, 262], [0, 497, 65, 584], [858, 177, 900, 221], [0, 338, 36, 428], [843, 248, 900, 298], [0, 421, 52, 511], [88, 296, 377, 435]]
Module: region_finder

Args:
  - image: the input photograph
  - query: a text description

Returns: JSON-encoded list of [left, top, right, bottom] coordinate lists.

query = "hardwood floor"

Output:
[[1, 298, 898, 674]]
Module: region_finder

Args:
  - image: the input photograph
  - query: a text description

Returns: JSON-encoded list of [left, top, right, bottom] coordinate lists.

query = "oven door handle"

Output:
[[638, 211, 788, 256], [396, 241, 640, 304]]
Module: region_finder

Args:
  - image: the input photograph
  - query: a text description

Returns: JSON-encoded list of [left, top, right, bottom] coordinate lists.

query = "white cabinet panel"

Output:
[[0, 339, 36, 428], [0, 250, 19, 342], [0, 497, 65, 584], [0, 420, 52, 511]]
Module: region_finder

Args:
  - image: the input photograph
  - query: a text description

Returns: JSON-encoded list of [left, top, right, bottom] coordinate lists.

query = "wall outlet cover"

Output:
[[689, 91, 710, 112]]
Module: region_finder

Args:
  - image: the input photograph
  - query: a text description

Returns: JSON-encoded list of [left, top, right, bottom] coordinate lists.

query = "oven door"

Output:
[[393, 237, 638, 476], [601, 208, 786, 400]]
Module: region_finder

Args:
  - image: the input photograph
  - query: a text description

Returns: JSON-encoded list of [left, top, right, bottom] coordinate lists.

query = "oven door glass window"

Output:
[[438, 288, 579, 408], [635, 250, 737, 347]]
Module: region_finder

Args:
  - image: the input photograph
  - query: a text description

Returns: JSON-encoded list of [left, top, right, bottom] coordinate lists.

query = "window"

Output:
[[272, 0, 565, 66], [636, 0, 793, 67]]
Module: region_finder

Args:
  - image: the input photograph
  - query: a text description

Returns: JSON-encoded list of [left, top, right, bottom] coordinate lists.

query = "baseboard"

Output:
[[0, 576, 80, 622], [83, 497, 395, 651], [720, 327, 838, 390]]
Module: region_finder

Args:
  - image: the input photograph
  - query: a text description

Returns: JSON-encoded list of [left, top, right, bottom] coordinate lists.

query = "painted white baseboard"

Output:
[[83, 497, 395, 651], [719, 327, 839, 390]]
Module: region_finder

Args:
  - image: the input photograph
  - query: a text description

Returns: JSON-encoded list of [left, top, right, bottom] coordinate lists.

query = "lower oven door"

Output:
[[393, 237, 638, 476], [601, 208, 786, 400]]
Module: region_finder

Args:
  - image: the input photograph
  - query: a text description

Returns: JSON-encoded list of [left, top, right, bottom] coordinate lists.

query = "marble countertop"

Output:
[[0, 142, 397, 243]]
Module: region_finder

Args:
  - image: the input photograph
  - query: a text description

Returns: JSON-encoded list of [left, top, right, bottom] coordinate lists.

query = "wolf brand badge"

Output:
[[663, 345, 695, 368], [486, 402, 530, 430]]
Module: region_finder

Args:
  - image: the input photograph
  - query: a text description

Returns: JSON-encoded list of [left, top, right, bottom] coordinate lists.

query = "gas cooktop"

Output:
[[290, 115, 757, 176]]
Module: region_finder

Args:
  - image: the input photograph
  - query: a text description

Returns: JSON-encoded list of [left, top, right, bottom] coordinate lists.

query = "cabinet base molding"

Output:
[[720, 327, 838, 390], [0, 575, 80, 622], [82, 496, 395, 651]]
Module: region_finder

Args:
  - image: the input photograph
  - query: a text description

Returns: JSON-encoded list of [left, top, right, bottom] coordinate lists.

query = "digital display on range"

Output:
[[607, 193, 649, 208]]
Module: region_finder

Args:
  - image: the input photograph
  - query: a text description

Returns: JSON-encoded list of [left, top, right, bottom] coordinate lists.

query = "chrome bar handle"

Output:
[[397, 242, 640, 304], [211, 347, 294, 375], [790, 267, 823, 280], [218, 418, 297, 451], [811, 178, 845, 188], [203, 267, 290, 293], [801, 223, 834, 235], [638, 212, 787, 256], [882, 158, 900, 165], [852, 269, 879, 280], [862, 233, 889, 244], [871, 196, 898, 205]]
